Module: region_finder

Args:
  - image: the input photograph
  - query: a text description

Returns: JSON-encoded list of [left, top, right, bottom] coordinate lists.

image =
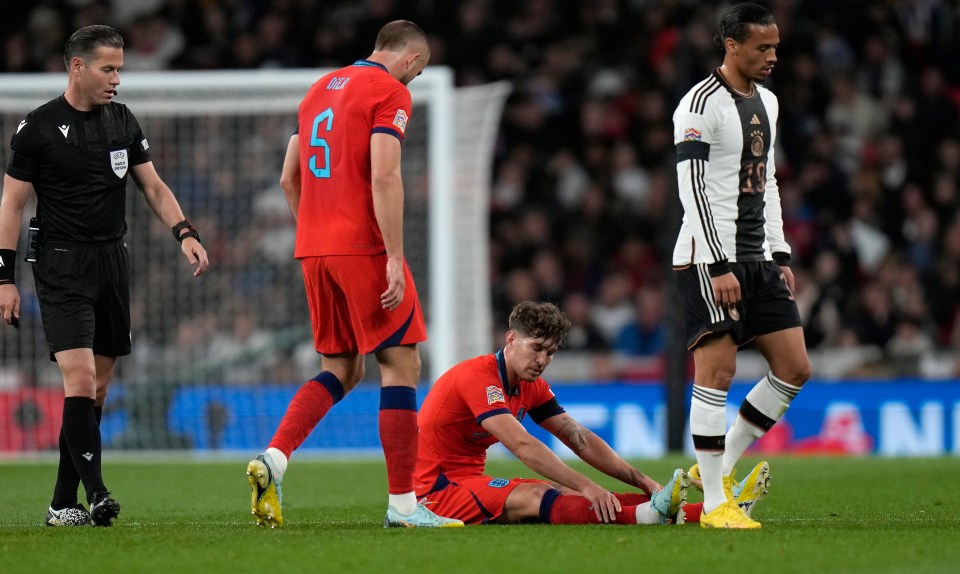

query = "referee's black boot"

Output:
[[89, 491, 121, 527]]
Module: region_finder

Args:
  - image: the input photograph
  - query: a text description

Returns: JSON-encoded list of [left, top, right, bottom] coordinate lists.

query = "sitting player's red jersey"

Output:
[[415, 350, 565, 495]]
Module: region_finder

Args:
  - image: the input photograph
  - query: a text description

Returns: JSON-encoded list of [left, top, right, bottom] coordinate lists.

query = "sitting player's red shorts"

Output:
[[417, 473, 550, 524]]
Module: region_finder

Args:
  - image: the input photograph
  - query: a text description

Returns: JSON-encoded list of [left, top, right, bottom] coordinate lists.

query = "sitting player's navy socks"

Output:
[[62, 397, 107, 504], [52, 406, 102, 509]]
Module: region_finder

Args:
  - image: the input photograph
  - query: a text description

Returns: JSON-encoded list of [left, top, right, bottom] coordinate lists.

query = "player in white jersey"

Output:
[[671, 2, 811, 529]]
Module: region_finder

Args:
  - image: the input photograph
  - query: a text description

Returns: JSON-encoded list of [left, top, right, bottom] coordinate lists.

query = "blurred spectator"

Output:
[[850, 283, 897, 348], [613, 286, 666, 357], [886, 317, 936, 376], [121, 12, 186, 70], [589, 271, 634, 345], [824, 75, 887, 175], [208, 308, 277, 385], [560, 291, 608, 353]]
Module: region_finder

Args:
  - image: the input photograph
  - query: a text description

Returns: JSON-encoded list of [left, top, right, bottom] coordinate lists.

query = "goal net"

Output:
[[0, 68, 509, 453]]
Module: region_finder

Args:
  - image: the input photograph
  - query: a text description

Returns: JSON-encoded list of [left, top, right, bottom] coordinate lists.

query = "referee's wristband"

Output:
[[177, 229, 201, 244], [172, 219, 201, 244], [0, 249, 15, 284]]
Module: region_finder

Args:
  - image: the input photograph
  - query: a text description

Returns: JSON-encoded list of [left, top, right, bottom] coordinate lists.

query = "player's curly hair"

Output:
[[508, 301, 572, 347], [63, 25, 124, 69], [714, 2, 775, 50]]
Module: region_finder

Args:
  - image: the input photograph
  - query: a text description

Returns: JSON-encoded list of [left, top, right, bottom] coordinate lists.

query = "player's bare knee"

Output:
[[774, 361, 811, 387], [341, 375, 361, 393], [321, 353, 364, 389], [376, 346, 421, 385], [63, 372, 97, 398], [698, 365, 736, 389], [506, 483, 552, 520], [343, 365, 364, 391]]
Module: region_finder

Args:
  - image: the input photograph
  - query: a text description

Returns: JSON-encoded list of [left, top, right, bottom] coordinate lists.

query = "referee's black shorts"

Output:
[[33, 239, 132, 360], [673, 260, 801, 351]]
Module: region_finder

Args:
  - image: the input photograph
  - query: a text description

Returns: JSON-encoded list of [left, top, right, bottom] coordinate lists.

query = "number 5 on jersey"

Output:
[[309, 108, 334, 179]]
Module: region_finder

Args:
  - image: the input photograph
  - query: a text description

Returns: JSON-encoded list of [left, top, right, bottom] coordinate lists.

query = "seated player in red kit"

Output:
[[415, 301, 770, 525], [415, 301, 699, 525]]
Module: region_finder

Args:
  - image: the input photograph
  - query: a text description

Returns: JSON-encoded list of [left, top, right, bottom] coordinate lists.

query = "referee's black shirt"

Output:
[[5, 95, 151, 244]]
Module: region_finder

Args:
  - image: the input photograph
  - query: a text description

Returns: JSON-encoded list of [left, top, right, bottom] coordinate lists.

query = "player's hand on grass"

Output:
[[581, 484, 621, 523], [381, 256, 405, 310]]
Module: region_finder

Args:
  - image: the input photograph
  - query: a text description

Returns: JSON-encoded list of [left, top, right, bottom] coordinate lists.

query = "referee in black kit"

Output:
[[0, 25, 209, 527]]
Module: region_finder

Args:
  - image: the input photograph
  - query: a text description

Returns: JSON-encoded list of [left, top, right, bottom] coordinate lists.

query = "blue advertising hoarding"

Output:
[[82, 379, 960, 457]]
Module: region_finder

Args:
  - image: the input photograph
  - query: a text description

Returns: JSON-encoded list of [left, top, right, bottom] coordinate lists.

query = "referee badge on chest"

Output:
[[110, 149, 128, 178]]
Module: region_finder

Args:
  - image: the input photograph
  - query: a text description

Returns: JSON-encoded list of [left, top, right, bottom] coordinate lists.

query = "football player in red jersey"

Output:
[[415, 301, 701, 525], [246, 20, 460, 529]]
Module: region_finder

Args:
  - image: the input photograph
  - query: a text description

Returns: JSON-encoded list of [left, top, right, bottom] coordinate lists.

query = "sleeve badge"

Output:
[[392, 109, 409, 134], [683, 127, 702, 142], [485, 385, 505, 405]]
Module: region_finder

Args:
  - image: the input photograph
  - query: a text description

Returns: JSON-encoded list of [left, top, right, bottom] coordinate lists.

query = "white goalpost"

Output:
[[0, 68, 510, 452]]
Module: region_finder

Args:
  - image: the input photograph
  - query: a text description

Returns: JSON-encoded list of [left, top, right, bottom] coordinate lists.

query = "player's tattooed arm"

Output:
[[556, 415, 593, 455], [542, 412, 659, 494]]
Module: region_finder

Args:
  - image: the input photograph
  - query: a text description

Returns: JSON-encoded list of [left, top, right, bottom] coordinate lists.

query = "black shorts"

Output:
[[33, 240, 132, 359], [674, 260, 801, 350]]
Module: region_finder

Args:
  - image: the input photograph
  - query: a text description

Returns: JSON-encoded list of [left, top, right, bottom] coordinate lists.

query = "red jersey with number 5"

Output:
[[294, 59, 413, 258]]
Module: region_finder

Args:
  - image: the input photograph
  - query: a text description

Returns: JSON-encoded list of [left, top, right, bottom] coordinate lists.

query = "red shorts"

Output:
[[300, 254, 426, 354], [418, 474, 549, 524]]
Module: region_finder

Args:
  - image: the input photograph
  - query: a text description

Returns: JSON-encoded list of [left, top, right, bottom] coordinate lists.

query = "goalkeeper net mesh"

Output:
[[0, 69, 509, 452]]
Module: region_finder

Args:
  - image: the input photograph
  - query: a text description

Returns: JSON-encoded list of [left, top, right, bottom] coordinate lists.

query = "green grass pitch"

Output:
[[1, 455, 957, 574]]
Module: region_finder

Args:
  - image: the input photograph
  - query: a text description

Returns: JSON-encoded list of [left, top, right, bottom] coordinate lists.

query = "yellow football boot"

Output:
[[700, 499, 761, 529], [247, 453, 283, 528]]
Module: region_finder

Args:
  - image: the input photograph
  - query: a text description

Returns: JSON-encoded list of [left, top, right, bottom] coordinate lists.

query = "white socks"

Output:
[[722, 373, 801, 476], [265, 447, 288, 479], [389, 492, 417, 515], [690, 385, 728, 514], [634, 501, 661, 524]]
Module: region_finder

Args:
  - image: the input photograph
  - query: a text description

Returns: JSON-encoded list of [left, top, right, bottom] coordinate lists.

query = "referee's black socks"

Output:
[[52, 405, 103, 509], [61, 397, 107, 505]]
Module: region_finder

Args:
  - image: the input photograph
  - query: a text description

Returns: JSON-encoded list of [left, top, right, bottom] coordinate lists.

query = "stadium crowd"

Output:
[[3, 0, 960, 381]]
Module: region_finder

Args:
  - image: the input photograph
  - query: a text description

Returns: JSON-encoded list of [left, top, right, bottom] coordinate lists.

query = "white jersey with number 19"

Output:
[[672, 69, 790, 268]]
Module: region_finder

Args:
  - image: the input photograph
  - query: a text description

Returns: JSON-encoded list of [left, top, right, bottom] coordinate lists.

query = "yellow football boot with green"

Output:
[[247, 453, 283, 528]]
